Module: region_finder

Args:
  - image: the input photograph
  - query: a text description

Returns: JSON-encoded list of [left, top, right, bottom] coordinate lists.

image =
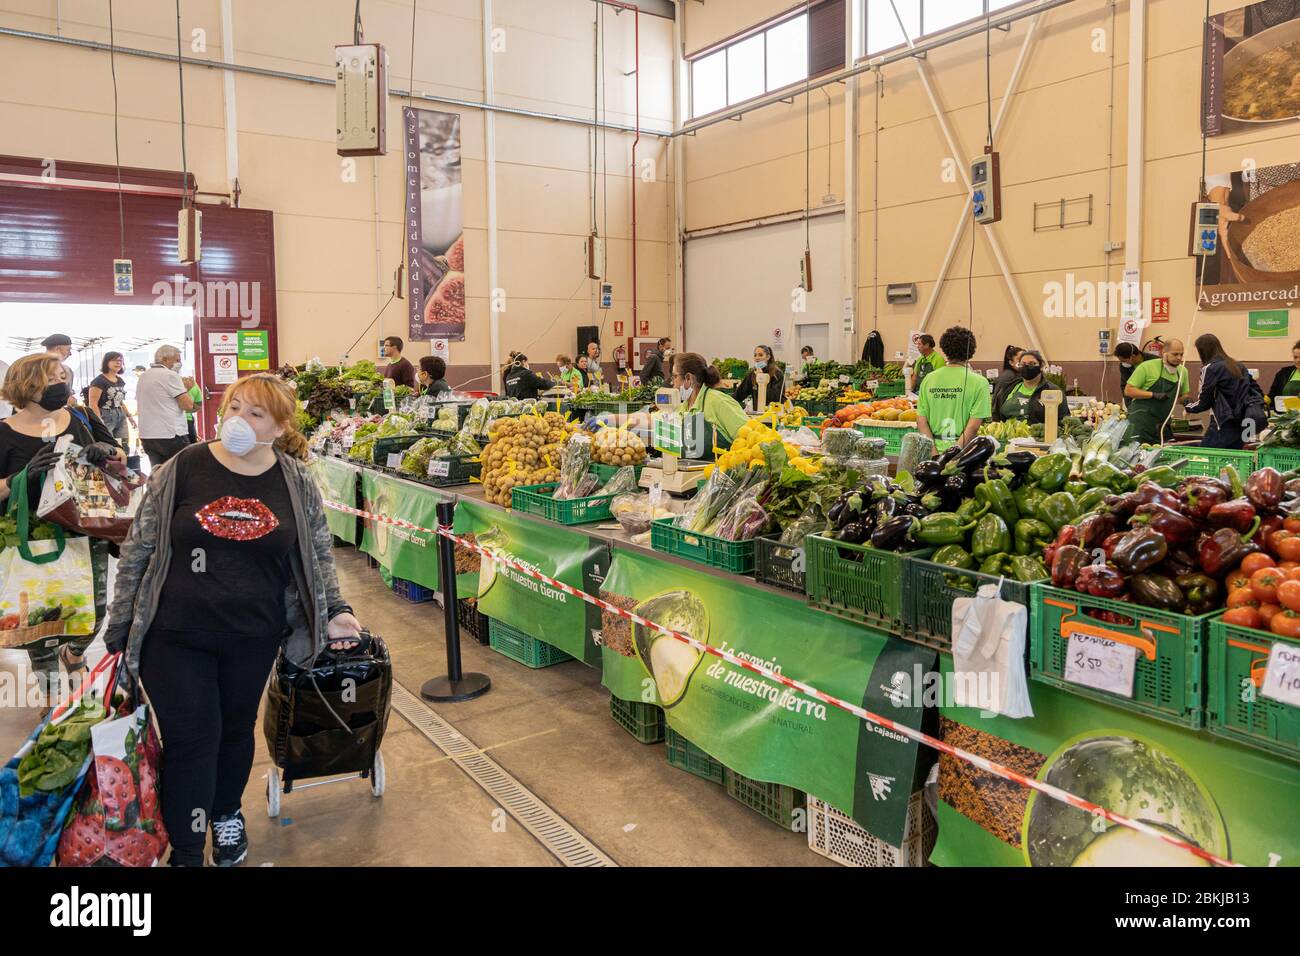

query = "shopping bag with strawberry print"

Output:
[[56, 683, 167, 868]]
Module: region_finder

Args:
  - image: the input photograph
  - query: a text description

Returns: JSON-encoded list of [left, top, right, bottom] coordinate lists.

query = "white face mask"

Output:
[[679, 384, 693, 402], [220, 415, 274, 457]]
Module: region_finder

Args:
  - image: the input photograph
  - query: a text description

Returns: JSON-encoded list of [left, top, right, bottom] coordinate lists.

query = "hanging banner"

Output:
[[598, 548, 932, 847], [453, 500, 607, 665], [404, 107, 466, 342], [358, 470, 449, 591], [1202, 3, 1300, 138], [932, 656, 1300, 867], [308, 455, 361, 545]]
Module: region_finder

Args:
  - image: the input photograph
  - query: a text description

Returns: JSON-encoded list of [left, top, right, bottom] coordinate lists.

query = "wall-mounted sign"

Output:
[[208, 332, 237, 354], [236, 330, 269, 370], [1248, 309, 1289, 338], [1151, 296, 1170, 322], [213, 354, 238, 384]]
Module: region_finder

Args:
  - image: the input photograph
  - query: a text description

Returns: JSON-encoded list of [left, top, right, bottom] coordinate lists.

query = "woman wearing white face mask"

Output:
[[102, 373, 363, 867], [672, 352, 748, 447], [733, 345, 785, 410]]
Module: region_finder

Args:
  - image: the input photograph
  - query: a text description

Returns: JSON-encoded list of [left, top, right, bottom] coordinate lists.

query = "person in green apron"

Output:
[[1124, 339, 1190, 445], [1267, 340, 1300, 409], [908, 334, 946, 393], [991, 351, 1063, 425], [672, 351, 748, 449], [916, 326, 991, 449]]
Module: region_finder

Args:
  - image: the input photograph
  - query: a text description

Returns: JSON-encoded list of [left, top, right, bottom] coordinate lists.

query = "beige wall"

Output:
[[0, 0, 676, 377], [682, 0, 1300, 367]]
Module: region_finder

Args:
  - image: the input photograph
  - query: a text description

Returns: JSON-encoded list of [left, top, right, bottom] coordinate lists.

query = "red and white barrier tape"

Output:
[[325, 497, 1239, 867]]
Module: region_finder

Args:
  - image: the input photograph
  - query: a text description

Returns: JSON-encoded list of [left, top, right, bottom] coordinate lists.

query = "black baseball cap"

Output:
[[42, 334, 72, 348]]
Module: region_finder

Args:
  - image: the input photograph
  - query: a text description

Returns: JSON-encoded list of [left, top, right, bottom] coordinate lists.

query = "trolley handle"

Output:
[[321, 627, 374, 659]]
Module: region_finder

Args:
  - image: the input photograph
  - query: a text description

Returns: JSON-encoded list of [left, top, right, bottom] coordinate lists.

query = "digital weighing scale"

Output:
[[637, 388, 716, 494]]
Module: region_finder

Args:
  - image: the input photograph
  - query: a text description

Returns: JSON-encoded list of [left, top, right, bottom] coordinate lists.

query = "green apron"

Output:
[[1000, 382, 1034, 420], [1127, 372, 1177, 445], [1283, 369, 1300, 397], [915, 354, 937, 389]]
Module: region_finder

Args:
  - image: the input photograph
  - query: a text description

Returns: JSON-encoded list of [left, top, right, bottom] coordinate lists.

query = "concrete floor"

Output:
[[1, 545, 835, 867]]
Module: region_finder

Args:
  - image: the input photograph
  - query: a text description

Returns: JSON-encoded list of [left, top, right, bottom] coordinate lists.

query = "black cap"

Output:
[[41, 334, 72, 348]]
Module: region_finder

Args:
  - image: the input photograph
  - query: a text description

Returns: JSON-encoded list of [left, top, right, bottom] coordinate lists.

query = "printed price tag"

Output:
[[1261, 641, 1300, 709], [386, 453, 402, 469], [1063, 633, 1137, 698], [428, 459, 451, 478], [342, 435, 355, 449], [838, 375, 851, 384], [863, 380, 879, 391]]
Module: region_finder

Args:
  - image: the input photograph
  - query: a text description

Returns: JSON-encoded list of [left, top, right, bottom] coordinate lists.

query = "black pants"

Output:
[[141, 435, 190, 468], [140, 628, 282, 857]]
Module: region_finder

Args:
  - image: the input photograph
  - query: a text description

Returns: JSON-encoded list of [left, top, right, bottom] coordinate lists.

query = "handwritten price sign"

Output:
[[1262, 641, 1300, 709], [1063, 633, 1136, 698]]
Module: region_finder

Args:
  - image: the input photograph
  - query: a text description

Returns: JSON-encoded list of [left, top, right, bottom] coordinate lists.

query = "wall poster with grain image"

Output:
[[403, 107, 466, 341], [1196, 158, 1300, 312], [1202, 0, 1300, 137]]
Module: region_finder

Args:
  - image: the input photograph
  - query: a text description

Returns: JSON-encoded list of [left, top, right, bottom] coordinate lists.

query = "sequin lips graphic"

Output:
[[196, 496, 279, 540]]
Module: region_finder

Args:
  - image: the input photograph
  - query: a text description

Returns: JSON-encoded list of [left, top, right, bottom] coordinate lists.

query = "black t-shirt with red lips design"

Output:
[[153, 443, 298, 636]]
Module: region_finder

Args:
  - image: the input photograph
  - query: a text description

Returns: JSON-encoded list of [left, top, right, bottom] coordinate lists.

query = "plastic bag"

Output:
[[599, 466, 640, 498], [951, 584, 1033, 719], [675, 467, 739, 532], [611, 493, 677, 535], [897, 431, 935, 475], [447, 429, 482, 458], [779, 425, 821, 449], [822, 427, 860, 457], [778, 508, 828, 547], [856, 436, 887, 460], [464, 398, 491, 434], [553, 434, 594, 500], [714, 490, 769, 541]]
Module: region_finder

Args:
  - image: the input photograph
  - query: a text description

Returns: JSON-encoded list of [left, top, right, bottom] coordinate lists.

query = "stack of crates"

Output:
[[806, 791, 936, 867]]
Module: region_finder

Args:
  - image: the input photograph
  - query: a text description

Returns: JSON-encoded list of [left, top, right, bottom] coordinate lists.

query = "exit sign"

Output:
[[1151, 296, 1170, 322]]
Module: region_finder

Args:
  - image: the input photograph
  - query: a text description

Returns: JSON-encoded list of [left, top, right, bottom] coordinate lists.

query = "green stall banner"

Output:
[[309, 455, 361, 545], [933, 655, 1300, 867], [359, 470, 448, 592], [453, 500, 608, 666], [599, 548, 933, 846]]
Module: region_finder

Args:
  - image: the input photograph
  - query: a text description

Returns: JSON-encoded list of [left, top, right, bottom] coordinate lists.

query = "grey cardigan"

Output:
[[103, 442, 351, 679]]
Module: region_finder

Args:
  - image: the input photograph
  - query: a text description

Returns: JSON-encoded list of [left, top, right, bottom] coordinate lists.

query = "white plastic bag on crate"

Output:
[[950, 583, 1033, 719]]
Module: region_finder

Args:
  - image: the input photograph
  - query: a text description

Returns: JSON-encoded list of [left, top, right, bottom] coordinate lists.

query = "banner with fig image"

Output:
[[404, 107, 466, 342], [1202, 1, 1300, 138], [598, 547, 932, 847], [1197, 158, 1300, 312]]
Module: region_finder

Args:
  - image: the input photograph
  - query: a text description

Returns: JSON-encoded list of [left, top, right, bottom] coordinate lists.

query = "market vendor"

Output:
[[732, 345, 786, 410], [1124, 338, 1190, 445], [1113, 342, 1156, 407], [991, 350, 1064, 425], [915, 326, 991, 448], [907, 334, 946, 393], [381, 336, 417, 390], [1268, 339, 1300, 407], [418, 356, 451, 397], [555, 353, 583, 391], [672, 351, 748, 447], [502, 354, 553, 400]]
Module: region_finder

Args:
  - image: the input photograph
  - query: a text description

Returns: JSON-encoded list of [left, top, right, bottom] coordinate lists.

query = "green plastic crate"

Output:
[[487, 618, 572, 668], [874, 381, 905, 398], [1206, 617, 1300, 763], [1029, 584, 1209, 728], [1155, 445, 1255, 478], [665, 728, 726, 785], [1258, 446, 1300, 474], [650, 518, 756, 574], [754, 535, 805, 594], [590, 462, 645, 484], [904, 557, 1040, 652], [609, 695, 665, 744], [805, 535, 931, 635], [723, 769, 805, 831], [422, 454, 481, 487], [855, 422, 916, 457], [512, 483, 617, 524]]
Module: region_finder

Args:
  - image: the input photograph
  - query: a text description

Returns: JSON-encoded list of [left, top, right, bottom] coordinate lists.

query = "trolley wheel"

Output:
[[266, 767, 282, 817], [370, 751, 385, 797]]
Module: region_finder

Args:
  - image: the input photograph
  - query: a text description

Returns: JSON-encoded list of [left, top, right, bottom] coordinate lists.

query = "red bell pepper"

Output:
[[1051, 544, 1087, 589], [1101, 532, 1126, 560], [1198, 517, 1262, 577], [1129, 502, 1198, 545], [1075, 564, 1127, 598], [1043, 524, 1078, 567], [1182, 478, 1229, 521], [1208, 497, 1258, 533], [1246, 467, 1284, 512], [1077, 512, 1118, 550], [1135, 482, 1184, 511]]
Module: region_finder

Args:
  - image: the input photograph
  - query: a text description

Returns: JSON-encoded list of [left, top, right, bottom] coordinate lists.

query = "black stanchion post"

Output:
[[422, 499, 491, 702]]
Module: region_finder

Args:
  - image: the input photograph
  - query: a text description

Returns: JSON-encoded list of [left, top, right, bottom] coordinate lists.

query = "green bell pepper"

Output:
[[1064, 480, 1089, 498], [1035, 491, 1080, 532], [1013, 483, 1049, 518], [915, 512, 976, 547], [974, 475, 1019, 526], [1082, 461, 1132, 493], [1013, 518, 1055, 555], [1009, 554, 1049, 582], [930, 544, 974, 570], [1075, 486, 1109, 515], [971, 513, 1012, 559], [1138, 465, 1181, 489], [979, 552, 1015, 576], [1027, 453, 1071, 492], [955, 498, 989, 524]]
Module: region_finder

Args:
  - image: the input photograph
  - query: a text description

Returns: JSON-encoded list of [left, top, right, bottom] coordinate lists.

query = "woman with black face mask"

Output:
[[991, 350, 1065, 425], [0, 353, 124, 714]]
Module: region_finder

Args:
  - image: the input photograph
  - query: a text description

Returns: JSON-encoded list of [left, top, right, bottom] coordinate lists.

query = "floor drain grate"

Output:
[[391, 682, 617, 867]]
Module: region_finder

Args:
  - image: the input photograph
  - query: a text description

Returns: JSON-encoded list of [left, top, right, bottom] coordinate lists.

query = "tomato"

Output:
[[1276, 536, 1300, 563], [1285, 517, 1300, 533], [1258, 603, 1283, 626], [1227, 588, 1262, 610], [1241, 553, 1277, 576], [1278, 579, 1300, 613], [1288, 566, 1300, 582], [1251, 567, 1287, 604], [1223, 606, 1262, 629], [1271, 610, 1300, 639], [1225, 570, 1251, 593], [1280, 561, 1300, 574], [1269, 529, 1297, 557]]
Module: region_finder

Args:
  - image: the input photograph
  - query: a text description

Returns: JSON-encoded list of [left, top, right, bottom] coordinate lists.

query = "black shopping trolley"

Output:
[[262, 630, 391, 816]]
